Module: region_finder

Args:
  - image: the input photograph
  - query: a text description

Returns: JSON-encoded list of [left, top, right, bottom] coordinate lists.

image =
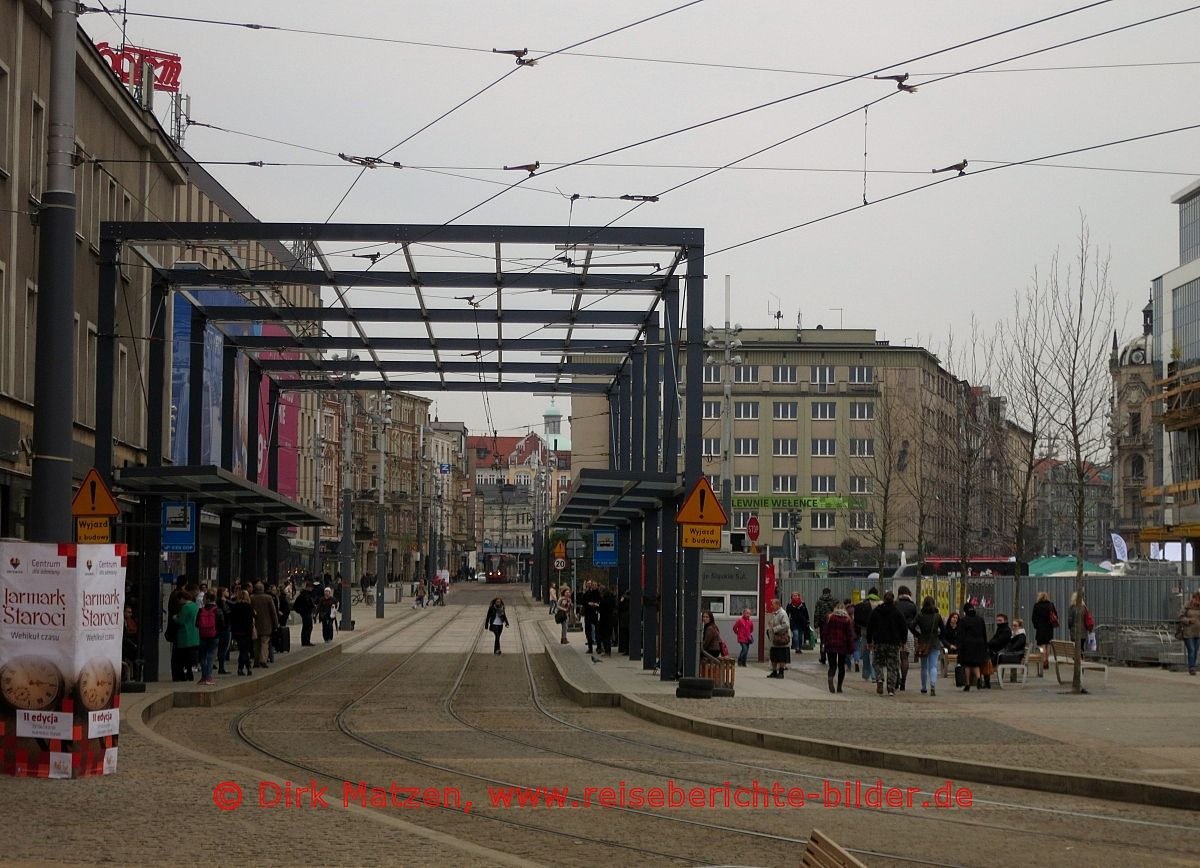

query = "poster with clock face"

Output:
[[0, 541, 126, 778]]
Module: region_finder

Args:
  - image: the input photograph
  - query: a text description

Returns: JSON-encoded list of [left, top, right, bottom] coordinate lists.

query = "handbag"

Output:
[[981, 657, 995, 677], [1175, 621, 1186, 641], [916, 640, 930, 658], [719, 639, 730, 658], [164, 618, 179, 643], [1049, 609, 1059, 628], [554, 610, 567, 624]]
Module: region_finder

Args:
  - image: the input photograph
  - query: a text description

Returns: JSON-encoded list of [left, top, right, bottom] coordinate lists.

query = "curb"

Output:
[[540, 625, 1200, 812]]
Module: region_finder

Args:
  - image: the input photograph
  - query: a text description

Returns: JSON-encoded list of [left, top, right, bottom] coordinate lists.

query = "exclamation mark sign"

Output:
[[89, 480, 97, 511], [699, 488, 706, 520]]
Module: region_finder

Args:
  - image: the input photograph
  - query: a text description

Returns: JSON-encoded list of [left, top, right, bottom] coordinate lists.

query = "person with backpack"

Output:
[[813, 588, 837, 664], [196, 595, 220, 685]]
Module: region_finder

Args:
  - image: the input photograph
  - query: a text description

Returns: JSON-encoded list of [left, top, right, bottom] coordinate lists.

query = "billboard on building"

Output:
[[255, 323, 300, 500]]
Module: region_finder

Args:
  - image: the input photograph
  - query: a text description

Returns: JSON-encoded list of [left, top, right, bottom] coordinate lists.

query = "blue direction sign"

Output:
[[593, 528, 618, 567], [161, 501, 198, 552], [439, 463, 451, 474]]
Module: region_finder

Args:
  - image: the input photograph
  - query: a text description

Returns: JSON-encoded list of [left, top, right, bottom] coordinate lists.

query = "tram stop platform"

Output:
[[534, 613, 1200, 811]]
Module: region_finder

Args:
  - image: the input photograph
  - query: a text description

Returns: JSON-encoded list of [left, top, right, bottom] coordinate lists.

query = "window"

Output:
[[732, 511, 751, 530], [773, 401, 797, 420], [851, 511, 875, 531], [810, 512, 836, 530], [734, 364, 758, 383], [1128, 411, 1141, 437], [850, 475, 871, 494], [773, 474, 797, 493], [772, 512, 792, 530], [734, 474, 759, 493], [29, 98, 46, 200], [773, 437, 797, 456], [702, 437, 721, 456], [850, 401, 875, 420], [734, 438, 759, 456], [773, 365, 797, 383], [702, 365, 721, 384], [811, 401, 836, 420], [811, 438, 835, 456], [811, 474, 836, 493], [516, 472, 530, 487], [1129, 455, 1145, 479], [707, 474, 722, 491], [0, 63, 10, 172], [734, 401, 759, 419], [810, 365, 834, 392], [849, 365, 874, 384], [703, 400, 721, 419], [850, 438, 875, 457]]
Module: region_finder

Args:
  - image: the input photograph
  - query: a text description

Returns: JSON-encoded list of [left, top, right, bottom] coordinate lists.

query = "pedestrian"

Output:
[[485, 597, 509, 654], [957, 603, 989, 692], [894, 585, 918, 691], [1031, 591, 1058, 672], [213, 587, 231, 674], [1068, 592, 1095, 652], [765, 598, 791, 678], [361, 571, 375, 604], [597, 584, 617, 656], [866, 590, 907, 696], [984, 613, 1013, 688], [250, 581, 279, 667], [165, 576, 187, 680], [853, 588, 881, 680], [556, 587, 572, 644], [732, 608, 755, 667], [814, 587, 836, 664], [228, 590, 255, 676], [786, 592, 810, 654], [997, 619, 1028, 674], [318, 587, 338, 642], [548, 583, 558, 616], [172, 589, 199, 683], [196, 593, 220, 685], [821, 601, 856, 693], [293, 580, 316, 647], [414, 580, 426, 609], [701, 610, 724, 660], [1177, 590, 1200, 675], [913, 596, 945, 696], [581, 581, 601, 653]]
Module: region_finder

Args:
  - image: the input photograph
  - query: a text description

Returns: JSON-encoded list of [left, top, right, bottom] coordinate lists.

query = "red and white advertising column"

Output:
[[1, 542, 126, 778]]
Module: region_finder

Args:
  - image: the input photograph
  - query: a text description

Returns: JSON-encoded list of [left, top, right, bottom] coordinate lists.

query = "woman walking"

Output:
[[732, 608, 754, 667], [1179, 590, 1200, 675], [913, 596, 945, 696], [820, 601, 856, 693], [485, 597, 510, 654], [556, 587, 572, 643], [215, 587, 232, 674], [957, 603, 988, 692], [1031, 591, 1058, 672], [318, 587, 338, 643], [229, 590, 256, 676], [766, 598, 791, 678]]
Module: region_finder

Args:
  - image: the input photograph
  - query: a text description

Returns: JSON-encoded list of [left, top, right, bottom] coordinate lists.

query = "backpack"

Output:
[[197, 605, 218, 639]]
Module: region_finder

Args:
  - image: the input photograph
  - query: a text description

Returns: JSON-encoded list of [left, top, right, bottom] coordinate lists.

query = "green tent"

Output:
[[1027, 555, 1111, 576]]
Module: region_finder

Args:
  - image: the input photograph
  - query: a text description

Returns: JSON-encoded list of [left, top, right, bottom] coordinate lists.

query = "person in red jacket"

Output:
[[732, 608, 755, 667], [821, 600, 857, 694]]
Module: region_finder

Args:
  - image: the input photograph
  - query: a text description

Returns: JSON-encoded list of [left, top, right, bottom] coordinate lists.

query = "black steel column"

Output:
[[660, 280, 681, 680], [616, 365, 632, 596], [137, 277, 168, 682], [629, 342, 645, 659], [266, 378, 280, 585], [640, 318, 660, 669], [185, 306, 205, 582], [94, 239, 119, 482], [682, 248, 705, 678], [218, 340, 236, 588], [242, 364, 262, 583]]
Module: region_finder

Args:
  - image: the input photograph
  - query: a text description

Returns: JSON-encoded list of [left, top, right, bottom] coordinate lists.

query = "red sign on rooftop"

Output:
[[96, 42, 182, 93]]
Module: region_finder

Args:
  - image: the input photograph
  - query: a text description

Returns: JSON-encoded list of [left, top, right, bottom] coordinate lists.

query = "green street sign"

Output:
[[730, 495, 867, 510]]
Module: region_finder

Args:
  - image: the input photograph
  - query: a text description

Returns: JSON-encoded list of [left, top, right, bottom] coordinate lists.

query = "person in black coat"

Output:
[[1030, 592, 1057, 670], [597, 585, 617, 656], [293, 581, 316, 647], [957, 603, 989, 692], [984, 613, 1012, 688], [786, 593, 811, 653], [866, 591, 909, 695], [997, 619, 1028, 664], [580, 581, 602, 653], [485, 597, 510, 654]]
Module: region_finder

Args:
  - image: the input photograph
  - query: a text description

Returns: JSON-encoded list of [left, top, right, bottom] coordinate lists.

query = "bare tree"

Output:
[[1042, 220, 1117, 694], [852, 370, 908, 570]]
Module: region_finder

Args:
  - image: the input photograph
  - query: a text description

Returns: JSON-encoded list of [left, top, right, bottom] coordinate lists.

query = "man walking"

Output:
[[581, 581, 602, 653], [250, 581, 279, 668], [894, 585, 918, 691], [293, 580, 316, 647], [867, 590, 908, 696]]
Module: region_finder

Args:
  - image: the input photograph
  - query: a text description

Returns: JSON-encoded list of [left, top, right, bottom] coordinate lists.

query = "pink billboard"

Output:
[[255, 324, 300, 501]]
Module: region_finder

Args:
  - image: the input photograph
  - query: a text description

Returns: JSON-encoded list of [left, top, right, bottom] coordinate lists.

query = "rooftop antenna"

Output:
[[768, 293, 784, 329]]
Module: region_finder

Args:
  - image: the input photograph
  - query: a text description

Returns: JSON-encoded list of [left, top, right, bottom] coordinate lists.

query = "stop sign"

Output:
[[746, 516, 761, 542]]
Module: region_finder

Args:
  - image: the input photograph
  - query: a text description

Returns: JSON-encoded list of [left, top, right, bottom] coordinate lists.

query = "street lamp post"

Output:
[[704, 275, 743, 520], [376, 393, 391, 619]]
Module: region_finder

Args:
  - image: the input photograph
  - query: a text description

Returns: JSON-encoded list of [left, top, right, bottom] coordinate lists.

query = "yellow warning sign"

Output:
[[553, 540, 566, 560], [681, 524, 722, 549], [71, 468, 121, 517], [675, 476, 728, 526], [76, 517, 112, 544]]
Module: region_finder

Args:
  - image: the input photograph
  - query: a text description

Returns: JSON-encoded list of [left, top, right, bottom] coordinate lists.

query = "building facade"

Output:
[[1109, 306, 1154, 554]]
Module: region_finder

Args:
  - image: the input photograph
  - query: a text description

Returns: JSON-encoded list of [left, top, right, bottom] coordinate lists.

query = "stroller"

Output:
[[431, 581, 446, 606]]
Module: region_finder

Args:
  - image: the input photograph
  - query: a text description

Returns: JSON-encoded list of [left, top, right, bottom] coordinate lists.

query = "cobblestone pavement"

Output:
[[3, 585, 1198, 867]]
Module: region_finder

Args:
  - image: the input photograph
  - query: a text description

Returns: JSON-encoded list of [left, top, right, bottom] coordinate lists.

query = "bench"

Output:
[[1050, 639, 1108, 686], [996, 645, 1037, 686], [801, 828, 868, 868]]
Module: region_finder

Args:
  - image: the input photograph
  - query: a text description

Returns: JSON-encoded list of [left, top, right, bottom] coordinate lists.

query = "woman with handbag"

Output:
[[766, 598, 791, 679], [1031, 592, 1058, 673], [701, 610, 723, 659], [1178, 590, 1200, 675], [913, 597, 945, 697]]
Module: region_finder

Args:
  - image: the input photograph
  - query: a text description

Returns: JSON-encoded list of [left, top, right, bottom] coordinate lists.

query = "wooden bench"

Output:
[[700, 653, 736, 694], [1050, 639, 1108, 686], [996, 645, 1036, 685], [802, 828, 868, 868]]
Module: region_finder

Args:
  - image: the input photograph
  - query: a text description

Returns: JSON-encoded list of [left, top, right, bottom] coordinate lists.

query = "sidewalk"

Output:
[[537, 616, 1200, 809]]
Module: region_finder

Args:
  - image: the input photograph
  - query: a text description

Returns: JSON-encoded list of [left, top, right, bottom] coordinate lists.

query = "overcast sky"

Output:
[[82, 1, 1200, 439]]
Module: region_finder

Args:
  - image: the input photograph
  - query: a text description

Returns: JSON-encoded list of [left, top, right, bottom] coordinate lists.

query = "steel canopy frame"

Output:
[[93, 220, 705, 681]]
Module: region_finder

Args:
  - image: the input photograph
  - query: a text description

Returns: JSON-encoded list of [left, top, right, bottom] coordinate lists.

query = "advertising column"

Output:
[[0, 542, 126, 778]]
